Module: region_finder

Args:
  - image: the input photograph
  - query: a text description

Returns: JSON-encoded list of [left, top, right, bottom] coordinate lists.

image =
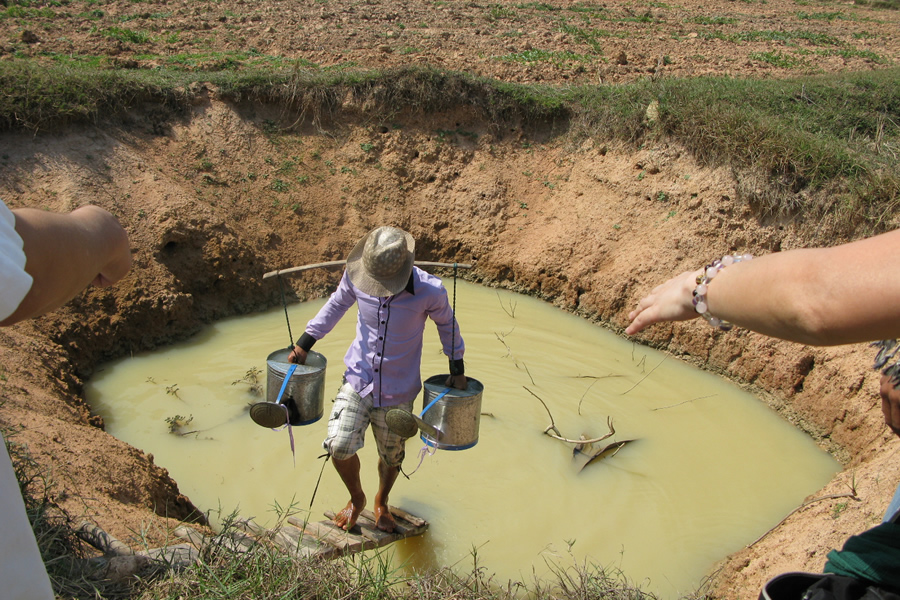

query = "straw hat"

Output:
[[346, 226, 415, 296]]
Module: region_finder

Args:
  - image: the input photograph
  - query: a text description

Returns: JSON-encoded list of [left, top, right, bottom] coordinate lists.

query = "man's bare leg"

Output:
[[374, 458, 400, 532], [332, 454, 366, 531]]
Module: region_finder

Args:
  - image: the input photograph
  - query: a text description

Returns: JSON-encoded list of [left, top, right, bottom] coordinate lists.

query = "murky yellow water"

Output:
[[85, 279, 840, 598]]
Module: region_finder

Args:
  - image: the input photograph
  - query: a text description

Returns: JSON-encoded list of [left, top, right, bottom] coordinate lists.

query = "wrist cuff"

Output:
[[449, 358, 465, 376], [297, 332, 317, 352]]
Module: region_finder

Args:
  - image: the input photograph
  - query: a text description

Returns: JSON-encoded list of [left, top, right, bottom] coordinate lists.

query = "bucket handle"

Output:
[[420, 387, 451, 418]]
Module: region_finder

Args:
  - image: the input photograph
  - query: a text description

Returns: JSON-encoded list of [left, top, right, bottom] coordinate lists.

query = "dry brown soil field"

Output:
[[1, 0, 899, 598]]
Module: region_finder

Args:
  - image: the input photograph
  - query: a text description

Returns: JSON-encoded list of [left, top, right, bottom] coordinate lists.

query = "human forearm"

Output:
[[626, 229, 900, 346], [2, 205, 131, 325], [700, 252, 839, 345]]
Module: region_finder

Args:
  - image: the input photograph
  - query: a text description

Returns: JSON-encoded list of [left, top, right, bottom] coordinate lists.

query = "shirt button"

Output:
[[375, 368, 379, 372], [380, 320, 385, 324], [379, 336, 383, 340]]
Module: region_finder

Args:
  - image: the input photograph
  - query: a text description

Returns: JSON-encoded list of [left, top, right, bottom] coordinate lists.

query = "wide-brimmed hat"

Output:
[[346, 226, 415, 296]]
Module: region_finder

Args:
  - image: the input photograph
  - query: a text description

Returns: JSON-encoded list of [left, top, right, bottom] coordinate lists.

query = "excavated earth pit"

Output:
[[1, 91, 899, 599]]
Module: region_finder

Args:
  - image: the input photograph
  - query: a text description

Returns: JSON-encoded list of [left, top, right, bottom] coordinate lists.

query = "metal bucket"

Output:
[[266, 347, 327, 426], [419, 374, 483, 450]]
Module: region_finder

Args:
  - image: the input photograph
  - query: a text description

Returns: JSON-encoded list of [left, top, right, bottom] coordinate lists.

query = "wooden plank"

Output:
[[220, 529, 259, 552], [212, 507, 432, 561], [343, 511, 399, 548], [173, 525, 207, 547], [173, 525, 256, 554], [290, 517, 359, 554], [77, 521, 134, 556], [356, 509, 412, 536], [275, 522, 321, 558], [141, 544, 200, 568], [234, 518, 302, 556], [262, 260, 473, 279], [387, 506, 428, 528]]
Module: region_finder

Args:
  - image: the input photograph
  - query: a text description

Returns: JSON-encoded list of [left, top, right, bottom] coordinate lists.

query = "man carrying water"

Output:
[[255, 226, 467, 532]]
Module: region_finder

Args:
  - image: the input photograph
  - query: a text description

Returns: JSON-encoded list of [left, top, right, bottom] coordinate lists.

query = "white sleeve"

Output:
[[0, 201, 33, 322]]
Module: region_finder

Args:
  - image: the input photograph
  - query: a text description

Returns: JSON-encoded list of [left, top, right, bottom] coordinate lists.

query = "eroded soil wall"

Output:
[[1, 95, 898, 599]]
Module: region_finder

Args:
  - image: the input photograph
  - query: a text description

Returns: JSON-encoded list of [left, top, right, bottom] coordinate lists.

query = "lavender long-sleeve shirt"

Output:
[[302, 267, 465, 407]]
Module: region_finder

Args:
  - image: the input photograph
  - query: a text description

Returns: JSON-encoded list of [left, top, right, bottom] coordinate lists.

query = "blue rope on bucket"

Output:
[[420, 386, 451, 418], [274, 363, 297, 466]]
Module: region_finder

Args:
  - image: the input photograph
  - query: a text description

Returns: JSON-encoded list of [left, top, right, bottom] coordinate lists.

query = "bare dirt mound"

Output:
[[1, 0, 899, 598]]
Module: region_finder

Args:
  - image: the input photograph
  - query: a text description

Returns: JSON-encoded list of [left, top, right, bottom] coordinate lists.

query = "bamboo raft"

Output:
[[77, 506, 428, 575]]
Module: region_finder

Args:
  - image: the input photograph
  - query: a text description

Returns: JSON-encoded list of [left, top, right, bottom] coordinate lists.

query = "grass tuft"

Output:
[[0, 59, 897, 234]]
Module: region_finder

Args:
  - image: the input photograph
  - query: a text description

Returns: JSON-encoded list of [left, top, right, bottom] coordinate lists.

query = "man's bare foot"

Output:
[[333, 499, 365, 531], [374, 503, 395, 533]]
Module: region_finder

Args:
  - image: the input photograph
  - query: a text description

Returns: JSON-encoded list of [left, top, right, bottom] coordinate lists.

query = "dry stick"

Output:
[[497, 291, 517, 318], [577, 378, 602, 415], [494, 330, 533, 383], [262, 260, 473, 280], [526, 386, 558, 433], [621, 354, 668, 395], [525, 386, 616, 444], [522, 362, 535, 386], [494, 332, 513, 358], [574, 375, 624, 415], [748, 492, 860, 547], [652, 394, 718, 411]]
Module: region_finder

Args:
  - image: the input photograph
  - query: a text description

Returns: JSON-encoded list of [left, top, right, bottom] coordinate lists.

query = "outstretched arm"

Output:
[[1, 205, 131, 326], [625, 228, 900, 346]]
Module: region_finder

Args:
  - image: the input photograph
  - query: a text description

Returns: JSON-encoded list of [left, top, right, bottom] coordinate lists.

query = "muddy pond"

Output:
[[85, 279, 840, 598]]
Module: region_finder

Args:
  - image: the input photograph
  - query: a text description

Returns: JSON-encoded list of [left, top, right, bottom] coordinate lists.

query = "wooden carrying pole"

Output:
[[263, 260, 472, 280]]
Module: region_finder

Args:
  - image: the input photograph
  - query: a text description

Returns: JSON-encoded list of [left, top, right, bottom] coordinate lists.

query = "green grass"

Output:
[[6, 427, 663, 600], [699, 28, 845, 46], [559, 22, 629, 52], [687, 15, 739, 25], [101, 26, 151, 45], [0, 5, 58, 19], [750, 50, 806, 68], [495, 48, 594, 66], [0, 58, 896, 232], [796, 11, 853, 21]]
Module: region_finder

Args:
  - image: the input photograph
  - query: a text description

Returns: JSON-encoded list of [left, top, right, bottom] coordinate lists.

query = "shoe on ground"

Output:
[[250, 402, 288, 428]]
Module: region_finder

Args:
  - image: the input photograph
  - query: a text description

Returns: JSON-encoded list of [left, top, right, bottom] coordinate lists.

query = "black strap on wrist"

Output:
[[296, 332, 317, 352], [449, 358, 465, 376]]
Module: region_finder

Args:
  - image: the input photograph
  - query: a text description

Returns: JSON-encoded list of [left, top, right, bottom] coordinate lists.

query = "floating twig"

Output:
[[621, 354, 668, 395], [652, 394, 717, 411], [525, 386, 616, 444], [497, 292, 517, 318], [574, 373, 624, 414], [578, 378, 601, 415], [523, 362, 535, 386], [494, 331, 513, 359]]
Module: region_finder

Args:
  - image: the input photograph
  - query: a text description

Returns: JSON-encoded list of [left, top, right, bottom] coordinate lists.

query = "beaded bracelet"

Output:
[[692, 254, 753, 331]]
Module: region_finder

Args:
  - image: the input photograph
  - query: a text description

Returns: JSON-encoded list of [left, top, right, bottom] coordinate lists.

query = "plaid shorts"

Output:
[[323, 383, 414, 467]]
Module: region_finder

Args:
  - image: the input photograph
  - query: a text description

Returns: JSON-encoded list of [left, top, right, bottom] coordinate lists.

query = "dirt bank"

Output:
[[1, 0, 900, 597], [1, 93, 898, 598]]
